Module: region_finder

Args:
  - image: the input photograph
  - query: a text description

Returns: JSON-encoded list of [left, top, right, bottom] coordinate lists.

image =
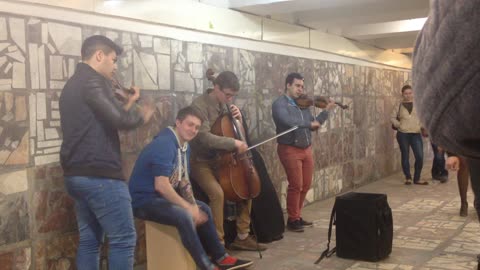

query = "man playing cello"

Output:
[[189, 71, 267, 251]]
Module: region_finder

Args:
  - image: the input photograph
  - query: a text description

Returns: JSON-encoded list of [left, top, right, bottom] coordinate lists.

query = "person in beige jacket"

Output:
[[391, 85, 428, 185]]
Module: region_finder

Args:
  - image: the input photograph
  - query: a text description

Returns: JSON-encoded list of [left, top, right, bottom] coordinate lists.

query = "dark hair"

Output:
[[176, 106, 204, 123], [401, 85, 412, 93], [81, 35, 123, 61], [214, 71, 240, 92], [285, 72, 304, 91]]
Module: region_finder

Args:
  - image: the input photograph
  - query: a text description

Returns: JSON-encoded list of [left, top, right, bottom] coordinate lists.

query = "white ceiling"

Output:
[[200, 0, 430, 54]]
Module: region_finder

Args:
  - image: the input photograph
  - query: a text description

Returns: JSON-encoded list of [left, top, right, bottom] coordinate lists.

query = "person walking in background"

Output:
[[391, 85, 427, 185]]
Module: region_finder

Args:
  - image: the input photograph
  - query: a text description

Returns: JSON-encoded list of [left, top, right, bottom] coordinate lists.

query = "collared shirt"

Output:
[[285, 95, 297, 106]]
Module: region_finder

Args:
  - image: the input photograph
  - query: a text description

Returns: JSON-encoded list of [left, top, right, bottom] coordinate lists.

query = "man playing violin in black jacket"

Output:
[[59, 35, 153, 270], [272, 72, 336, 232]]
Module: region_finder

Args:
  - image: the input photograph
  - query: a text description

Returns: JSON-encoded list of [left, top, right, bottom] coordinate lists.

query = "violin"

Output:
[[111, 75, 136, 103], [295, 94, 349, 110]]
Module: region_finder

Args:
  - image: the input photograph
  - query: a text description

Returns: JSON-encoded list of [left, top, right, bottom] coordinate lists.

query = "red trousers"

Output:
[[277, 144, 314, 222]]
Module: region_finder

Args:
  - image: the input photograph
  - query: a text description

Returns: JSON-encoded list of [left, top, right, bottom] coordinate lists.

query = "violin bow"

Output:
[[246, 126, 299, 151]]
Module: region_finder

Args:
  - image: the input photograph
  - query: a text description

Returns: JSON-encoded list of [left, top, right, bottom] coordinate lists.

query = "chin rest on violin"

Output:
[[295, 94, 349, 110]]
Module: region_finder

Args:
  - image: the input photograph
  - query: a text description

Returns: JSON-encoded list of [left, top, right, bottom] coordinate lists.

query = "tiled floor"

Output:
[[230, 169, 480, 270]]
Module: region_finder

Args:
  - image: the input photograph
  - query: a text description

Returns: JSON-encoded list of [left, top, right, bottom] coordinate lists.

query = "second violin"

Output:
[[295, 94, 349, 110]]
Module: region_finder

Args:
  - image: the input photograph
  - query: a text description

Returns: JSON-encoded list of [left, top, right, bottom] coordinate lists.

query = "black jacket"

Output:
[[59, 63, 143, 180]]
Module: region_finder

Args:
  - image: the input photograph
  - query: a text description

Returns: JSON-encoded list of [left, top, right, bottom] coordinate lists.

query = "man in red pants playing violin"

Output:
[[272, 72, 336, 232], [189, 71, 267, 251]]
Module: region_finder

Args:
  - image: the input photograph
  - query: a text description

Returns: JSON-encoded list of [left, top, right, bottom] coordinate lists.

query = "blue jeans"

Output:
[[65, 176, 136, 270], [396, 132, 424, 182], [431, 143, 448, 177], [133, 198, 226, 270]]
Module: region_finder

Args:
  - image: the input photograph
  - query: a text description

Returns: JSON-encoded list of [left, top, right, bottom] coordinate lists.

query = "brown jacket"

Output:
[[190, 90, 236, 161]]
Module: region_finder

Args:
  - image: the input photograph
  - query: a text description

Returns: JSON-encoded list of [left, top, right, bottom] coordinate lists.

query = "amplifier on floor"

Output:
[[315, 192, 393, 264]]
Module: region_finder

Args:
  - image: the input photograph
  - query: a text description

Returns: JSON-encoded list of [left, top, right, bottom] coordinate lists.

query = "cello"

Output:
[[207, 69, 262, 202]]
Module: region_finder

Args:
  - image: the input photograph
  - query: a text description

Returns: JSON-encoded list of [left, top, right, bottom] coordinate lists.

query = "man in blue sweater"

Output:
[[129, 106, 253, 270]]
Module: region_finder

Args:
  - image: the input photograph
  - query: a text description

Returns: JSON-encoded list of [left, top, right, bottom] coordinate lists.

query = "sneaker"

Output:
[[413, 180, 429, 185], [405, 179, 412, 185], [217, 256, 253, 270], [229, 235, 267, 251], [287, 219, 304, 232], [299, 218, 313, 227]]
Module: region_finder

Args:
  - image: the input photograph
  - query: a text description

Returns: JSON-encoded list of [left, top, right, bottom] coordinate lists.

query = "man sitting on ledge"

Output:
[[129, 106, 253, 270]]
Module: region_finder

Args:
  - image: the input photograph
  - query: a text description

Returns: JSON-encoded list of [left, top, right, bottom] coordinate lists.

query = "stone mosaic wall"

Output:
[[0, 12, 418, 269]]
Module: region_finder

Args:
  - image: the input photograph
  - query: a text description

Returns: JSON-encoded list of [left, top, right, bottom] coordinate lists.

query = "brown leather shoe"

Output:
[[414, 180, 429, 185], [229, 235, 267, 251]]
